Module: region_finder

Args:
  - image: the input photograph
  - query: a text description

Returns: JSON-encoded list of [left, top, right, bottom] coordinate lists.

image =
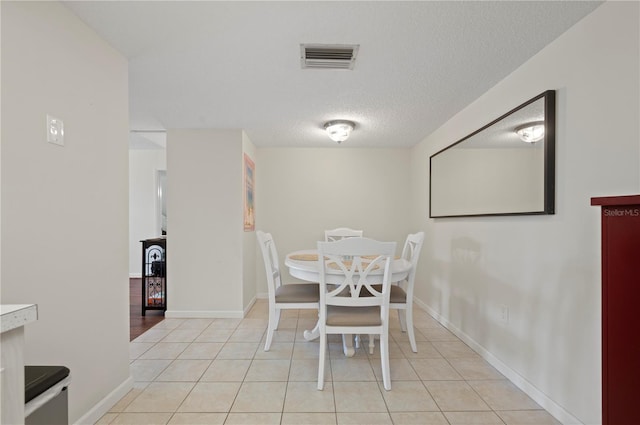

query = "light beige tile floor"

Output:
[[97, 300, 561, 425]]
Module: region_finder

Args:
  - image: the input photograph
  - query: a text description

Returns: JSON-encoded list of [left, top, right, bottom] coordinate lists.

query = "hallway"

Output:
[[130, 278, 164, 341]]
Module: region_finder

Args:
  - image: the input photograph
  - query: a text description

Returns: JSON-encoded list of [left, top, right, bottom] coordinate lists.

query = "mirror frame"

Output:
[[429, 90, 555, 218]]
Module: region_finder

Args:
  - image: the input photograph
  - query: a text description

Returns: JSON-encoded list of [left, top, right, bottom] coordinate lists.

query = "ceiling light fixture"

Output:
[[324, 120, 355, 143], [515, 121, 545, 143]]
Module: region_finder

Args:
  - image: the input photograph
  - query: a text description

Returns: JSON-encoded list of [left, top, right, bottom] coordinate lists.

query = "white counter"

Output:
[[1, 304, 38, 425], [1, 304, 38, 333]]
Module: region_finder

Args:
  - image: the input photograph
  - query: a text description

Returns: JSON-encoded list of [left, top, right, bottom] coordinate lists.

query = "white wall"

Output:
[[410, 2, 639, 424], [242, 133, 257, 311], [166, 129, 245, 317], [255, 147, 412, 296], [129, 148, 167, 276], [1, 2, 131, 423]]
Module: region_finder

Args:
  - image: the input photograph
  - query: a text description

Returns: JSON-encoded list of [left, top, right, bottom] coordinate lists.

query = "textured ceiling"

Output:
[[63, 1, 601, 148]]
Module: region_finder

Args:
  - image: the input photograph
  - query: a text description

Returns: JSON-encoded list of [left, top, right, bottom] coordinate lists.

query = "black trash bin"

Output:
[[25, 366, 70, 425]]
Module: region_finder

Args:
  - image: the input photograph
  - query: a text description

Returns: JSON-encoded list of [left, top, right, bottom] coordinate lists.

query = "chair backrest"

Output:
[[317, 237, 396, 310], [401, 232, 425, 266], [324, 227, 364, 242], [256, 231, 282, 300], [400, 231, 425, 289]]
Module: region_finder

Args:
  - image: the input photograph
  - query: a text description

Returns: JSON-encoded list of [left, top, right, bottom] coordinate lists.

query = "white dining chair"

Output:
[[365, 231, 425, 354], [324, 225, 365, 355], [257, 231, 320, 351], [390, 231, 425, 352], [324, 227, 363, 242], [316, 237, 396, 390]]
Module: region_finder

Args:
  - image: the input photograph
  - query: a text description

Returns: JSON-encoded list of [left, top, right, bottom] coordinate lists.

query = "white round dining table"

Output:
[[285, 249, 412, 284], [284, 249, 412, 356]]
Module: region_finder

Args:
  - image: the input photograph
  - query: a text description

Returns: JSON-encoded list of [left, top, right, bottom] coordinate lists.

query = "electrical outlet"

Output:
[[499, 305, 509, 322], [47, 114, 64, 146]]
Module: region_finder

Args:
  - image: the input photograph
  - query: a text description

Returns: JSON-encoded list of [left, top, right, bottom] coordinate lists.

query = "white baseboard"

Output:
[[74, 376, 133, 425], [165, 310, 244, 319], [243, 296, 257, 316], [129, 273, 142, 278], [412, 297, 582, 425]]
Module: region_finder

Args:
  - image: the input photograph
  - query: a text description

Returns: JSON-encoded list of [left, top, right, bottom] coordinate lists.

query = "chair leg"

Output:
[[264, 306, 279, 351], [274, 308, 281, 329], [318, 332, 327, 390], [368, 334, 375, 354], [398, 308, 407, 332], [380, 331, 391, 390], [406, 305, 417, 353]]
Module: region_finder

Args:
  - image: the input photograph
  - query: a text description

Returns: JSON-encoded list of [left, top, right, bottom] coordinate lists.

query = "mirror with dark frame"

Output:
[[429, 90, 555, 218]]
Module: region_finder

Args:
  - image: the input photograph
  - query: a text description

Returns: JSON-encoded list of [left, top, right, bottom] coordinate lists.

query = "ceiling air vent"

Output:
[[301, 44, 359, 70]]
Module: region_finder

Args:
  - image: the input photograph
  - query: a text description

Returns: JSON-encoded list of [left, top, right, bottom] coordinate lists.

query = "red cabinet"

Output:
[[591, 195, 640, 425]]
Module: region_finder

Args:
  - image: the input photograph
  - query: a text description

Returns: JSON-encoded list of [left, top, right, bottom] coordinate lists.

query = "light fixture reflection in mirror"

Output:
[[429, 90, 555, 218], [516, 121, 545, 143]]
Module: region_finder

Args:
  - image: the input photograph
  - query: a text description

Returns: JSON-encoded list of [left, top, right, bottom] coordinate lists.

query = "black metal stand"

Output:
[[141, 237, 166, 316]]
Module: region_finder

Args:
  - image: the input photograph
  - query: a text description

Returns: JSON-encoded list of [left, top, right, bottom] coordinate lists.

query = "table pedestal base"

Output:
[[303, 323, 356, 357], [303, 325, 319, 341], [342, 334, 355, 357]]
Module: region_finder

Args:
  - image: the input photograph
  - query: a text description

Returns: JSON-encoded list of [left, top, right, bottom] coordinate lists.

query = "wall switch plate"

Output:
[[47, 115, 64, 146]]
